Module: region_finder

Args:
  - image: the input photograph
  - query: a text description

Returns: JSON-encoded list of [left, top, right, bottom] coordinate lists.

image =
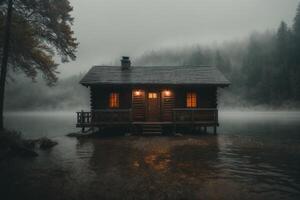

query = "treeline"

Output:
[[135, 3, 300, 108], [4, 3, 300, 110], [4, 74, 89, 111]]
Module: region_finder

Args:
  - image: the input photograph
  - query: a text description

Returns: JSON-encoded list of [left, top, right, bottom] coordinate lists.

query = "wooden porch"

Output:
[[76, 108, 219, 134]]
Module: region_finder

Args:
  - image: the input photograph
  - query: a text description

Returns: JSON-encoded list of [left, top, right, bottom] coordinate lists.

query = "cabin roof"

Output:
[[80, 65, 230, 86]]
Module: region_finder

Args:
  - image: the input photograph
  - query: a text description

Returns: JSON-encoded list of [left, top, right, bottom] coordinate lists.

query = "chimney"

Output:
[[121, 56, 131, 70]]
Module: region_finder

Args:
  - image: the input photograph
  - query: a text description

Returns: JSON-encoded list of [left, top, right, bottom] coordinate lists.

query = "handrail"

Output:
[[91, 109, 132, 112], [77, 109, 132, 125], [172, 108, 218, 123], [173, 108, 217, 111]]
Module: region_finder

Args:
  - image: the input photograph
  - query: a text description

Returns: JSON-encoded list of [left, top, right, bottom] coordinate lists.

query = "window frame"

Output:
[[109, 92, 120, 108], [186, 92, 197, 108], [148, 92, 158, 99]]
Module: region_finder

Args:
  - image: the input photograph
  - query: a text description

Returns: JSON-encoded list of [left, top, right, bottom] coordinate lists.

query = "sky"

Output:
[[59, 0, 299, 77]]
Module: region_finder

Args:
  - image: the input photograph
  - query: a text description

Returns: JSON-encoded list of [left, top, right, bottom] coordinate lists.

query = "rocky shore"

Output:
[[0, 130, 58, 160]]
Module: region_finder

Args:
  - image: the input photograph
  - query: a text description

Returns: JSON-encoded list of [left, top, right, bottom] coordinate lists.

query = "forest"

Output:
[[3, 3, 300, 111]]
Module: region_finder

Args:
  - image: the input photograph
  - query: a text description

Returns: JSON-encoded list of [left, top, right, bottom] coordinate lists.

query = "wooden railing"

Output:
[[76, 109, 132, 126], [77, 108, 218, 126], [172, 108, 218, 124]]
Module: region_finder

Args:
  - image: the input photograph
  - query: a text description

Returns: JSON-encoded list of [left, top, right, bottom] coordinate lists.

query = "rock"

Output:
[[13, 146, 38, 157], [23, 139, 38, 149], [66, 128, 99, 138], [39, 137, 58, 149], [174, 133, 183, 137], [125, 133, 132, 137], [67, 132, 86, 137], [0, 130, 38, 159]]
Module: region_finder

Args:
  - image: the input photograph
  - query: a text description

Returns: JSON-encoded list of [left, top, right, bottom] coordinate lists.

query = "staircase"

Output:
[[142, 123, 162, 135]]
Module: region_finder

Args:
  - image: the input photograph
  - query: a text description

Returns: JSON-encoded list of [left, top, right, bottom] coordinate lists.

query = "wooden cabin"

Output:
[[77, 57, 230, 135]]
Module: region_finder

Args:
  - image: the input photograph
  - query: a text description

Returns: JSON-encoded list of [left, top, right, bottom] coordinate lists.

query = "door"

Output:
[[147, 92, 160, 121]]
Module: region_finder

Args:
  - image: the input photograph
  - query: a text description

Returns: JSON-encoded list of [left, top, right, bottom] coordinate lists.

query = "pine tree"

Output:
[[293, 2, 300, 57], [215, 50, 231, 75], [292, 2, 300, 100], [0, 0, 78, 130], [275, 21, 291, 100]]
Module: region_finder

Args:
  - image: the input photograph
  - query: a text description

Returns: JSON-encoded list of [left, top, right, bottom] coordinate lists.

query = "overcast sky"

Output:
[[59, 0, 299, 77]]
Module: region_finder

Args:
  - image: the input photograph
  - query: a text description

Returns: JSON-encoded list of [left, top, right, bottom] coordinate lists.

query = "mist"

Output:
[[58, 0, 299, 77], [3, 0, 300, 111]]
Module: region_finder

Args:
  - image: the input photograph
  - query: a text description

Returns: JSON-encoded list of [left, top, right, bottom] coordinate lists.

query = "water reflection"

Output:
[[143, 149, 171, 172], [1, 111, 300, 199], [73, 136, 221, 199]]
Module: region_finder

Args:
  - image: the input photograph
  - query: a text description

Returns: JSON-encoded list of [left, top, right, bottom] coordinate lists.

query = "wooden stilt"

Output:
[[213, 126, 217, 135], [173, 124, 176, 135], [204, 126, 207, 133]]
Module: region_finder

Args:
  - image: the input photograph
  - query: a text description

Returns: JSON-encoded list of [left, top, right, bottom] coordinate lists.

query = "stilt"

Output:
[[172, 124, 176, 135], [213, 126, 217, 135], [204, 126, 207, 133], [81, 126, 85, 133]]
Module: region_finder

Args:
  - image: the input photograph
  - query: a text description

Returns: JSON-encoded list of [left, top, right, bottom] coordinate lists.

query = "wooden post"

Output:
[[204, 126, 207, 133], [173, 124, 176, 135], [213, 126, 217, 135]]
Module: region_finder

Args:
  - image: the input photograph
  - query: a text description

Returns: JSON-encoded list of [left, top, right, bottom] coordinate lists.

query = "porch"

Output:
[[76, 108, 219, 133]]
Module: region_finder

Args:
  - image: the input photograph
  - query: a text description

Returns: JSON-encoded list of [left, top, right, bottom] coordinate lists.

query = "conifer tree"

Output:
[[0, 0, 78, 130]]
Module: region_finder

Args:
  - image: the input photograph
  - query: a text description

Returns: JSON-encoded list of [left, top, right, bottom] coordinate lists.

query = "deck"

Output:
[[76, 108, 218, 127]]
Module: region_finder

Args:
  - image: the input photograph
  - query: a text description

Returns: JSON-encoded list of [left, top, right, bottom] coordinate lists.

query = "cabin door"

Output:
[[147, 92, 160, 121]]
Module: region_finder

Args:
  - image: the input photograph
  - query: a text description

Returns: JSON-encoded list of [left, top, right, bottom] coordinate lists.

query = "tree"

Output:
[[275, 21, 292, 100], [291, 2, 300, 100], [214, 50, 231, 75], [293, 2, 300, 63], [0, 0, 78, 130]]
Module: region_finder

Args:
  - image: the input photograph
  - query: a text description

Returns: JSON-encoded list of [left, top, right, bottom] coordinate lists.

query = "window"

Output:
[[148, 92, 157, 99], [186, 92, 197, 108], [109, 92, 119, 108]]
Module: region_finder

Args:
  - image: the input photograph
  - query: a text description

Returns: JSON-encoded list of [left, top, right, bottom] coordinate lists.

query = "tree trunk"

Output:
[[0, 0, 13, 130]]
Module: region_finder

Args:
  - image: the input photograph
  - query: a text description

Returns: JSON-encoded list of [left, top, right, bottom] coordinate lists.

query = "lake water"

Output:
[[1, 111, 300, 199]]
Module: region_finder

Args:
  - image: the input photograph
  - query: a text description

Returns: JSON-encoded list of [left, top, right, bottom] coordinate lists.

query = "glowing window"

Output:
[[186, 92, 197, 108], [148, 93, 157, 99], [109, 92, 119, 108]]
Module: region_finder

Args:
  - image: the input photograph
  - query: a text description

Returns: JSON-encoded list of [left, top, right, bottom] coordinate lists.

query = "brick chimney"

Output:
[[121, 56, 131, 70]]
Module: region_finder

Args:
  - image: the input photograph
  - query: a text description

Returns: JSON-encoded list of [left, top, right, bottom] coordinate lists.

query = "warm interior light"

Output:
[[134, 90, 141, 96], [164, 90, 171, 96]]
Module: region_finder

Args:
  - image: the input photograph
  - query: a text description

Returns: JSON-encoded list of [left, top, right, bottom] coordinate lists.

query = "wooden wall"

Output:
[[90, 86, 131, 110], [132, 90, 146, 121], [161, 90, 175, 121], [89, 85, 218, 121], [175, 86, 217, 108]]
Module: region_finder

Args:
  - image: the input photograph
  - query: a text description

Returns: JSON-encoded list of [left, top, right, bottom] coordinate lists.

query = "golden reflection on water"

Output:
[[144, 149, 171, 172], [132, 148, 171, 172]]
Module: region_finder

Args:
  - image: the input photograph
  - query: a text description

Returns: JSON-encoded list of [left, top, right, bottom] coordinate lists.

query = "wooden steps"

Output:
[[142, 124, 162, 135]]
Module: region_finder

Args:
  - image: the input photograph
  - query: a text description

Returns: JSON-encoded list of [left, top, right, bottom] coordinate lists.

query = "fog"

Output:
[[59, 0, 299, 77], [3, 0, 300, 111]]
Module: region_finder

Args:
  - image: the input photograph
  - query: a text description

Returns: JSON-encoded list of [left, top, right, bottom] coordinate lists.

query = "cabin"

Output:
[[76, 57, 230, 135]]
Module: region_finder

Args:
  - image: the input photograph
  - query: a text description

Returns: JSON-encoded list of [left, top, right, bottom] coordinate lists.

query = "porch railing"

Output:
[[76, 109, 132, 126], [77, 108, 218, 126], [172, 108, 218, 124]]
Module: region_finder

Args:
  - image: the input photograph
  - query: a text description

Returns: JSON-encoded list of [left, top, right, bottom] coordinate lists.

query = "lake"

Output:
[[1, 111, 300, 199]]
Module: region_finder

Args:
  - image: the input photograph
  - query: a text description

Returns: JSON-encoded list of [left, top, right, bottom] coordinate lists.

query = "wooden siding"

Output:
[[175, 86, 217, 109], [90, 86, 131, 110], [161, 90, 175, 121], [89, 86, 217, 122], [132, 90, 146, 121]]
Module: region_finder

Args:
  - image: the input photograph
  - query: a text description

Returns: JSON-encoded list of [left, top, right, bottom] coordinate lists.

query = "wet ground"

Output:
[[1, 111, 300, 199]]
